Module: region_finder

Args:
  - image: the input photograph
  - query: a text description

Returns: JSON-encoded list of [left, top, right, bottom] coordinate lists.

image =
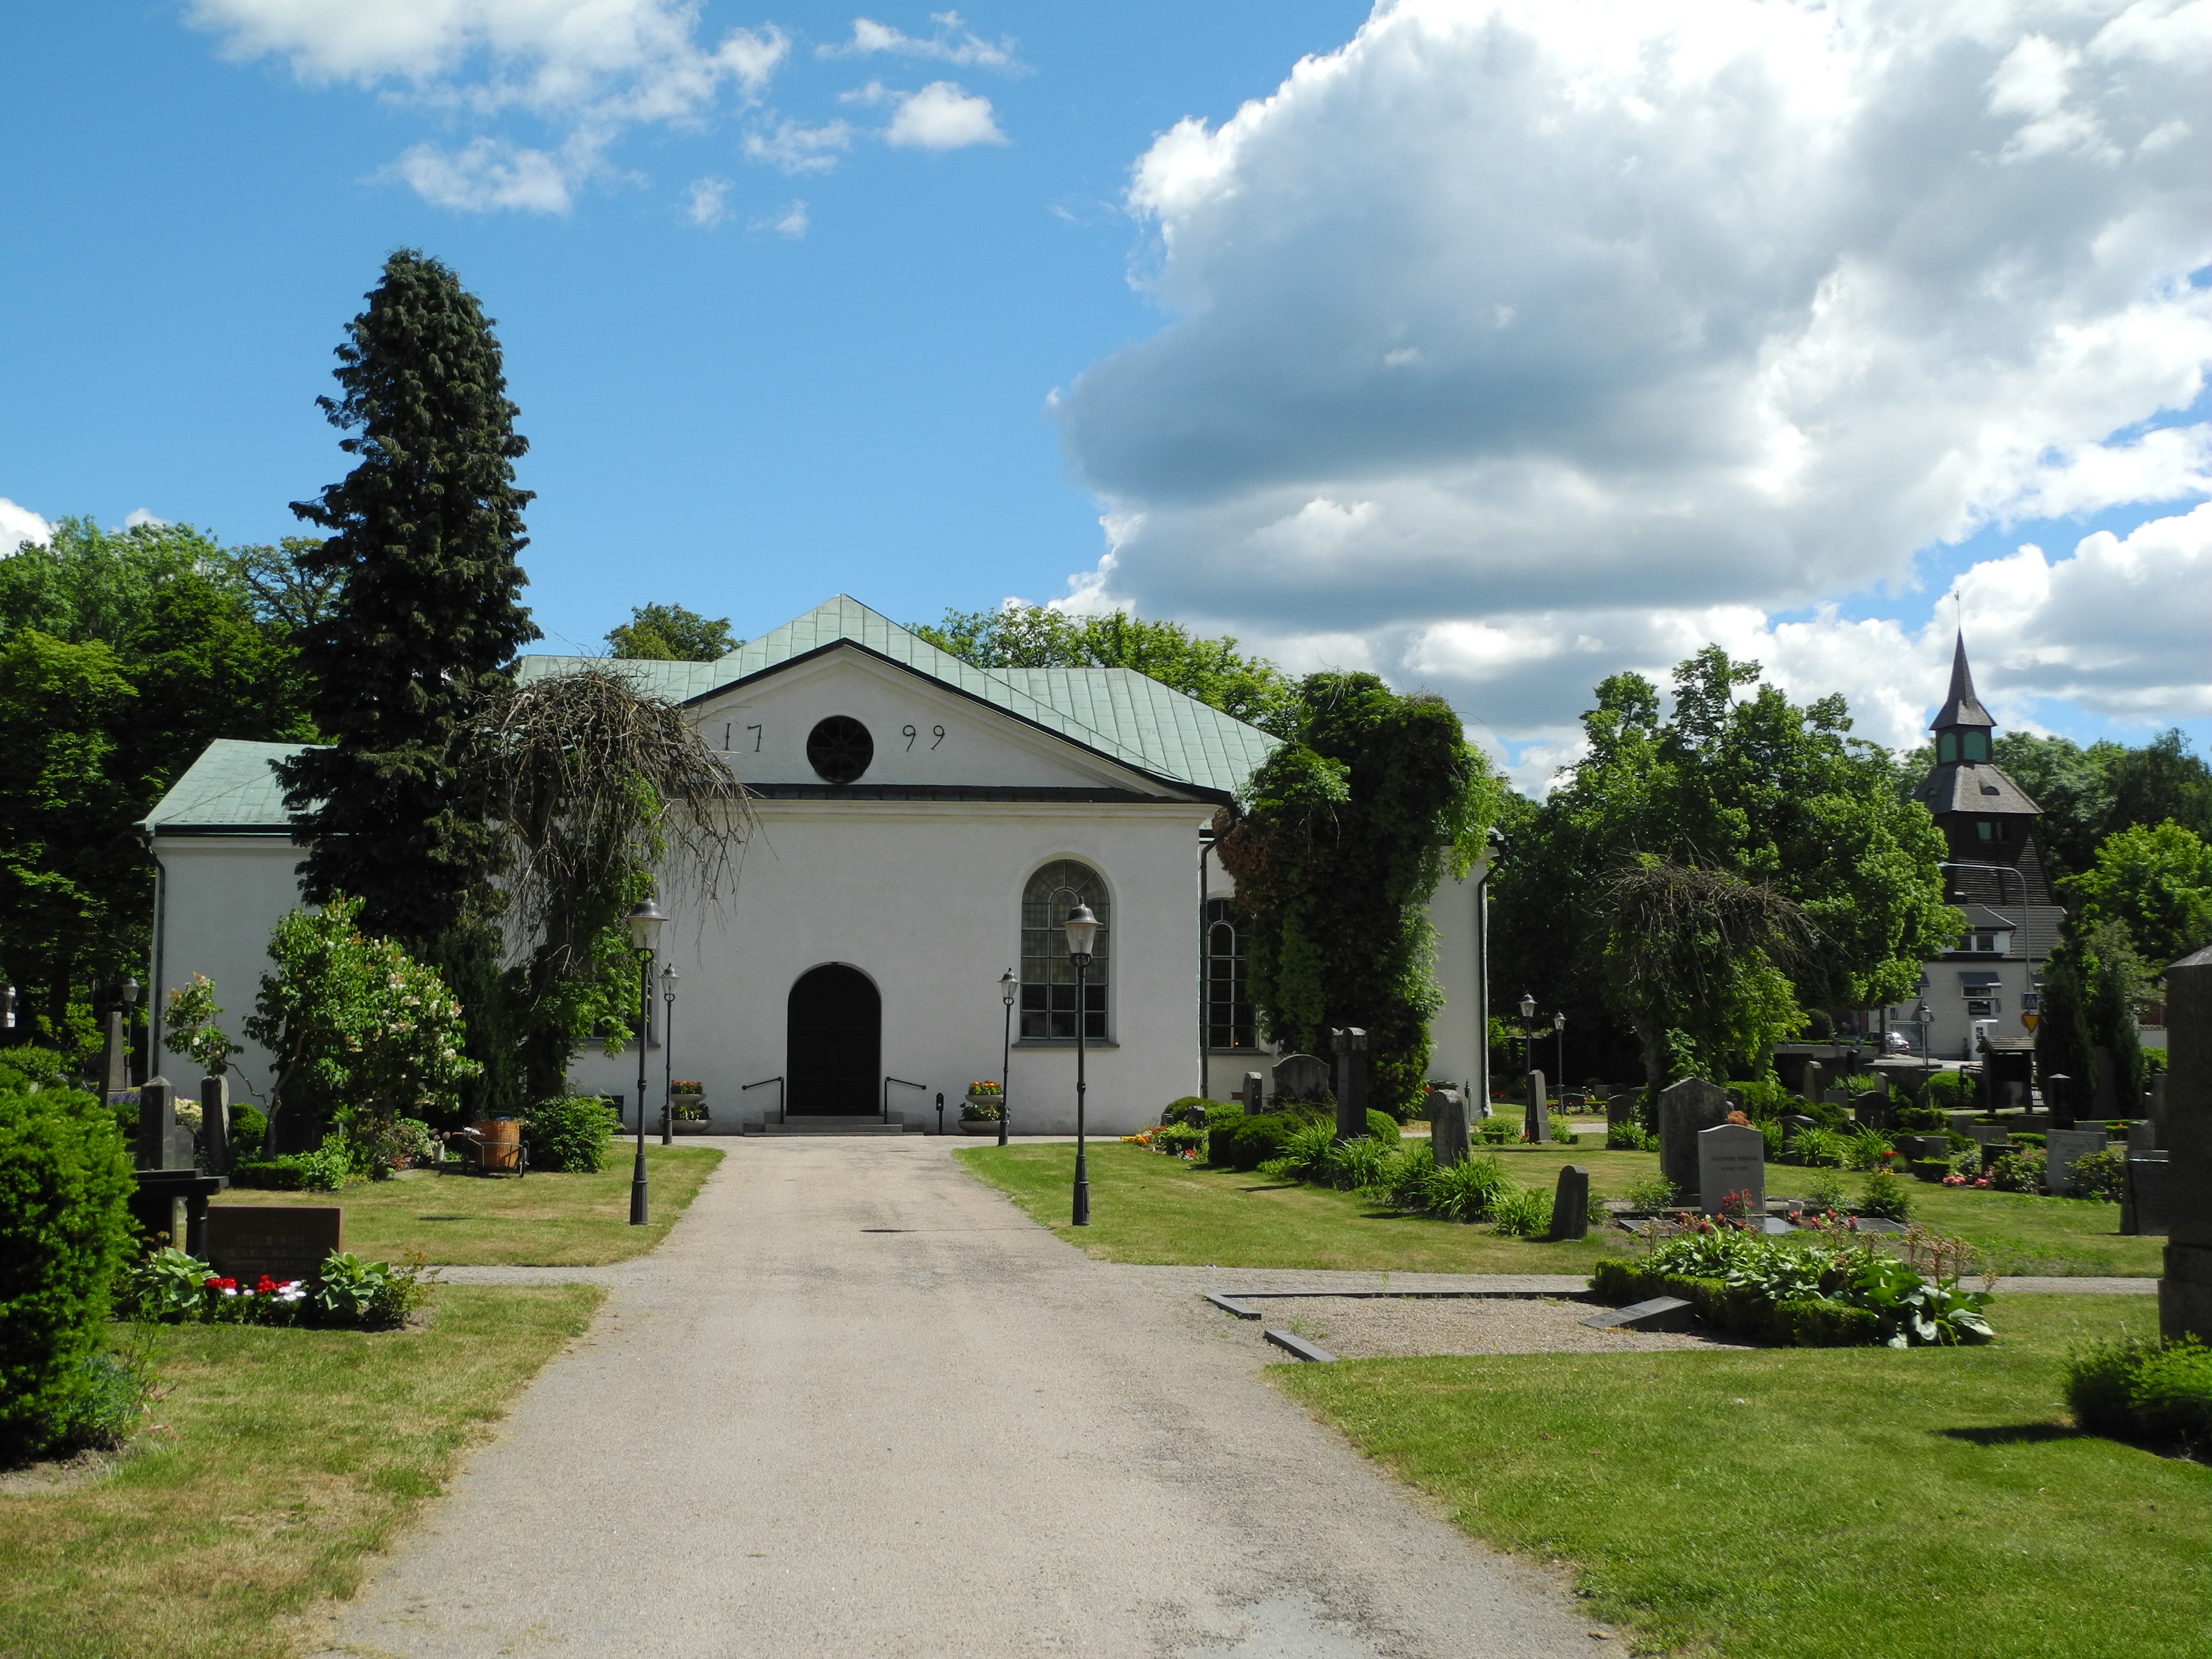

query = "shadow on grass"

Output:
[[1937, 1424, 2084, 1448]]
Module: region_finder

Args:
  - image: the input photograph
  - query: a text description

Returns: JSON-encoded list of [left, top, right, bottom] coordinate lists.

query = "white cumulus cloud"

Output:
[[885, 81, 1007, 149], [752, 198, 809, 238], [744, 118, 854, 174], [0, 497, 52, 555], [1053, 0, 2211, 759], [820, 13, 1018, 69], [685, 175, 732, 227], [187, 1, 789, 211]]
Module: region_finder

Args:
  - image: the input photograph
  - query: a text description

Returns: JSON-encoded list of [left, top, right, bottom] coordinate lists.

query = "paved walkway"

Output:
[[306, 1140, 1606, 1659]]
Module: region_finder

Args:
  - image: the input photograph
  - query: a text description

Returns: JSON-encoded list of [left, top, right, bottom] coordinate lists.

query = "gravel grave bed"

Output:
[[1249, 1295, 1755, 1359]]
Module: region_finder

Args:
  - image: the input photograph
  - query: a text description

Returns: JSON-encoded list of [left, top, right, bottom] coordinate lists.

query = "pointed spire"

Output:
[[1931, 631, 1994, 734]]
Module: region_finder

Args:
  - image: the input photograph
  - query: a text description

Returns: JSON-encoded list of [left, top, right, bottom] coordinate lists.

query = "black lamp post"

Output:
[[660, 962, 679, 1146], [1552, 1010, 1566, 1095], [1518, 990, 1536, 1084], [1064, 903, 1099, 1227], [1914, 997, 1934, 1097], [121, 977, 142, 1087], [997, 968, 1016, 1148], [626, 899, 665, 1225]]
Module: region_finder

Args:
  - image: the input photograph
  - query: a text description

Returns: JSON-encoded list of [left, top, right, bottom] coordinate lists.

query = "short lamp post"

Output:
[[1913, 998, 1934, 1099], [1064, 903, 1100, 1227], [1518, 990, 1536, 1087], [1552, 1010, 1566, 1096], [660, 963, 679, 1146], [626, 899, 666, 1226], [997, 968, 1016, 1148]]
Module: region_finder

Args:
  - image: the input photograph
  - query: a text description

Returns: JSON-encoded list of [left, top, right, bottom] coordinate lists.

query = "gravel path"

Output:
[[304, 1138, 1606, 1659]]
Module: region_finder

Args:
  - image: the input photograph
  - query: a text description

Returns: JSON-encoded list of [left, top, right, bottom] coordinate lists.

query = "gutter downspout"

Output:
[[1198, 823, 1216, 1101], [143, 824, 165, 1067]]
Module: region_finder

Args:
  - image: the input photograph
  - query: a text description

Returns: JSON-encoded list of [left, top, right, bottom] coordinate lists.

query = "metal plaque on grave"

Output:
[[205, 1206, 343, 1287], [1697, 1122, 1766, 1219]]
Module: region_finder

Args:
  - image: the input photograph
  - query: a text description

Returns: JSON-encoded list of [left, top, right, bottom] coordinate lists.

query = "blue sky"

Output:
[[2, 3, 2205, 788]]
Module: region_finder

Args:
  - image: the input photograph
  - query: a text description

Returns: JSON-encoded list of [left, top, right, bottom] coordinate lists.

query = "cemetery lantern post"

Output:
[[625, 899, 666, 1226], [1553, 1010, 1566, 1094], [1519, 991, 1537, 1087], [660, 963, 679, 1146], [1064, 903, 1100, 1227], [998, 968, 1016, 1148]]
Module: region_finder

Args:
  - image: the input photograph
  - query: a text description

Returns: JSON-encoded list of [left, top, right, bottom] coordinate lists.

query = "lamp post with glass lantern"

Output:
[[1064, 903, 1099, 1227], [625, 899, 665, 1225], [660, 963, 679, 1145], [997, 968, 1016, 1148], [1552, 1010, 1566, 1098], [1518, 991, 1536, 1087]]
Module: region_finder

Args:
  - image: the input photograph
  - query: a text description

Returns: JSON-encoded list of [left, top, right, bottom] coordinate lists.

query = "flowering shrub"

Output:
[[114, 1246, 426, 1330], [2068, 1147, 2128, 1203], [161, 973, 240, 1079], [1987, 1147, 2046, 1195], [1860, 1168, 1914, 1222], [1123, 1123, 1205, 1158], [965, 1079, 1002, 1095]]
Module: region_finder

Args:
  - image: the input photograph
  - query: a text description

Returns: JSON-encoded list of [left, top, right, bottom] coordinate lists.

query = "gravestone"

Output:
[[200, 1073, 231, 1175], [1605, 1092, 1635, 1131], [1780, 1114, 1818, 1144], [1273, 1053, 1330, 1105], [1241, 1071, 1267, 1116], [2045, 1127, 2110, 1198], [1430, 1087, 1470, 1168], [2045, 1073, 2076, 1131], [1697, 1122, 1766, 1219], [1524, 1069, 1550, 1144], [2121, 1155, 2174, 1237], [1821, 1087, 1852, 1112], [2146, 1073, 2169, 1147], [2160, 944, 2212, 1343], [135, 1076, 195, 1171], [1897, 1133, 1951, 1162], [101, 1006, 130, 1098], [2127, 1119, 2157, 1156], [1549, 1164, 1590, 1241], [1965, 1122, 2014, 1148], [205, 1205, 342, 1287], [1330, 1028, 1369, 1141], [1657, 1078, 1732, 1199], [1802, 1062, 1823, 1107]]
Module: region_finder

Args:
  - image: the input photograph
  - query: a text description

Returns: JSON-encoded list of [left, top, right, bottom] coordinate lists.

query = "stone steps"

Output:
[[746, 1116, 922, 1136]]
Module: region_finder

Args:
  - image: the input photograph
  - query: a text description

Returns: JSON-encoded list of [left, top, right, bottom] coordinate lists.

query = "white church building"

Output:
[[142, 597, 1489, 1136]]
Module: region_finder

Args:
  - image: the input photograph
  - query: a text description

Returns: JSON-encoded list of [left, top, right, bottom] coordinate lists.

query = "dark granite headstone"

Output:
[[205, 1205, 343, 1287], [200, 1074, 231, 1175], [134, 1076, 194, 1171], [1524, 1069, 1550, 1144], [1430, 1087, 1470, 1168], [1549, 1164, 1590, 1241], [2122, 1155, 2174, 1237], [1273, 1053, 1330, 1104], [1657, 1078, 1731, 1199], [2127, 1119, 2157, 1156], [1241, 1070, 1267, 1116], [1330, 1028, 1369, 1140], [1781, 1114, 1818, 1143], [1605, 1092, 1635, 1130]]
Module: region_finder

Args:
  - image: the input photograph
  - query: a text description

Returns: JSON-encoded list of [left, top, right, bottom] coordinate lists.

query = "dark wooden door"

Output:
[[787, 964, 880, 1115]]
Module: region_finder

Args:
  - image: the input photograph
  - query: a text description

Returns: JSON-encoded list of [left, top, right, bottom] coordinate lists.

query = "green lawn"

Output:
[[210, 1143, 723, 1264], [956, 1142, 2159, 1276], [0, 1287, 602, 1659], [1279, 1295, 2205, 1658]]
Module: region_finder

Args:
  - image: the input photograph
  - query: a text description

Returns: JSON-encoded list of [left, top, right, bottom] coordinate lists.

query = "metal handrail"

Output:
[[741, 1076, 785, 1124], [884, 1076, 926, 1125]]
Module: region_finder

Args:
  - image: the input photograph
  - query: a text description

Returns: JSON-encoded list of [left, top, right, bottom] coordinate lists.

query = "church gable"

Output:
[[689, 645, 1198, 799]]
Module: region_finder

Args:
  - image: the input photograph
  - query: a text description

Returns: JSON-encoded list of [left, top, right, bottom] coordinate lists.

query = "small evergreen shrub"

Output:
[[1475, 1115, 1518, 1145], [1365, 1108, 1400, 1144], [1860, 1168, 1914, 1222], [1626, 1173, 1678, 1212], [524, 1096, 615, 1173], [1988, 1147, 2046, 1195], [229, 1102, 269, 1158], [1161, 1097, 1221, 1127], [0, 1084, 136, 1464], [0, 1047, 72, 1093], [1207, 1110, 1316, 1171], [2067, 1147, 2127, 1203], [2063, 1336, 2211, 1455], [1891, 1103, 1950, 1132], [231, 1133, 355, 1191]]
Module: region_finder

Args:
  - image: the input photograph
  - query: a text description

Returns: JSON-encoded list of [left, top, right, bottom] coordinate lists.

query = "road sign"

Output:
[[2021, 1011, 2039, 1032]]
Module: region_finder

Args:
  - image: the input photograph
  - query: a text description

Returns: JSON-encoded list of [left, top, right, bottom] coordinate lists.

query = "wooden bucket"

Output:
[[472, 1119, 522, 1173]]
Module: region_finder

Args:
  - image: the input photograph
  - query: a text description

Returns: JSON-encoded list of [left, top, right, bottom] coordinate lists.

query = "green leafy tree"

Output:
[[2062, 820, 2212, 967], [2033, 931, 2096, 1104], [0, 520, 314, 1053], [1493, 649, 1957, 1098], [912, 603, 1299, 735], [607, 603, 736, 662], [160, 973, 240, 1079], [243, 896, 480, 1157], [2106, 730, 2212, 845], [1991, 729, 2212, 883], [278, 250, 541, 948], [1216, 672, 1501, 1113]]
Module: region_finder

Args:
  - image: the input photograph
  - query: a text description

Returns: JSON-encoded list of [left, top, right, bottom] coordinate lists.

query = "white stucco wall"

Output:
[[148, 834, 307, 1108], [568, 799, 1212, 1135]]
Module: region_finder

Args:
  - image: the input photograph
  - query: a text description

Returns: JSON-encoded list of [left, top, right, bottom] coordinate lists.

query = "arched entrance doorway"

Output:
[[788, 964, 880, 1115]]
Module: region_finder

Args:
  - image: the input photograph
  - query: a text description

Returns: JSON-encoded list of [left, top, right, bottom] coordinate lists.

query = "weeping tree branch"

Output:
[[463, 664, 754, 1101]]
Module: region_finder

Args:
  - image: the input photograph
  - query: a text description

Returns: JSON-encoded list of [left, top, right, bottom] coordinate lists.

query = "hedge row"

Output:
[[1589, 1258, 1880, 1347]]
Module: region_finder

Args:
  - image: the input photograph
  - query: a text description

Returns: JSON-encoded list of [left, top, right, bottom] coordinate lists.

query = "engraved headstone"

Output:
[[134, 1076, 194, 1171], [2127, 1119, 2157, 1156], [102, 1006, 130, 1098], [2121, 1155, 2174, 1237], [1780, 1114, 1818, 1143], [1330, 1028, 1369, 1140], [1273, 1053, 1330, 1104], [1430, 1087, 1470, 1168], [1697, 1122, 1766, 1219], [1241, 1070, 1267, 1116], [1606, 1092, 1635, 1131], [1657, 1078, 1732, 1199], [1524, 1068, 1550, 1144], [2045, 1127, 2110, 1198], [1802, 1062, 1823, 1106], [1550, 1164, 1591, 1241], [200, 1073, 231, 1175], [205, 1205, 342, 1287]]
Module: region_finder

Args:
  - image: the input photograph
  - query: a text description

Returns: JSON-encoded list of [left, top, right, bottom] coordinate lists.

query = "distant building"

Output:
[[1885, 634, 2066, 1059]]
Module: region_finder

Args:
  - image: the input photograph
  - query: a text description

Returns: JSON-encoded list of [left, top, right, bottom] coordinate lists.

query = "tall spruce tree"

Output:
[[278, 251, 540, 948]]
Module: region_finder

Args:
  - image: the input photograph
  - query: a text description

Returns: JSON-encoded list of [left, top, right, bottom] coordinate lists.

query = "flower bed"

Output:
[[1590, 1230, 1993, 1348], [115, 1246, 429, 1330]]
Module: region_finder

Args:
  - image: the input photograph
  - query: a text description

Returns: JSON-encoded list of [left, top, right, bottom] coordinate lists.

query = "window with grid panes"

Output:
[[1204, 899, 1256, 1049], [1020, 860, 1109, 1040]]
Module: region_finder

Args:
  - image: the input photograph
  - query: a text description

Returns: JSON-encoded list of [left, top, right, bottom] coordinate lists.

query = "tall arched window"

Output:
[[1204, 899, 1256, 1050], [1021, 860, 1109, 1040]]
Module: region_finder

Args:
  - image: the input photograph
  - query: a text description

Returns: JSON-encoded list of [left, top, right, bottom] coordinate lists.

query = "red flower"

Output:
[[255, 1275, 278, 1295], [204, 1276, 236, 1292]]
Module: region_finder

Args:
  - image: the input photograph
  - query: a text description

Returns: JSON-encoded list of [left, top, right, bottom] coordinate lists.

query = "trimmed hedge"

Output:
[[0, 1084, 136, 1463], [1206, 1107, 1324, 1170], [1365, 1108, 1400, 1144], [1589, 1258, 1880, 1347]]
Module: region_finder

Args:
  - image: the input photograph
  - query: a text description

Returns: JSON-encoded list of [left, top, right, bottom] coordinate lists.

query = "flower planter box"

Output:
[[960, 1118, 1002, 1135], [673, 1119, 712, 1134]]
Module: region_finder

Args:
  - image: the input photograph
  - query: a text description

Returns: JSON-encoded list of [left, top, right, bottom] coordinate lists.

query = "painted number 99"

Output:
[[901, 724, 947, 751]]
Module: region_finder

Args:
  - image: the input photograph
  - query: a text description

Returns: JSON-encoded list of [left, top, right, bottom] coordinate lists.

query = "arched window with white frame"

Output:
[[1020, 859, 1110, 1041], [1204, 898, 1256, 1050]]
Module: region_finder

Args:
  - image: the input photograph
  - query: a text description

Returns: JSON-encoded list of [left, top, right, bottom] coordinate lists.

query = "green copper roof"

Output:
[[142, 739, 304, 831], [518, 595, 1276, 799]]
